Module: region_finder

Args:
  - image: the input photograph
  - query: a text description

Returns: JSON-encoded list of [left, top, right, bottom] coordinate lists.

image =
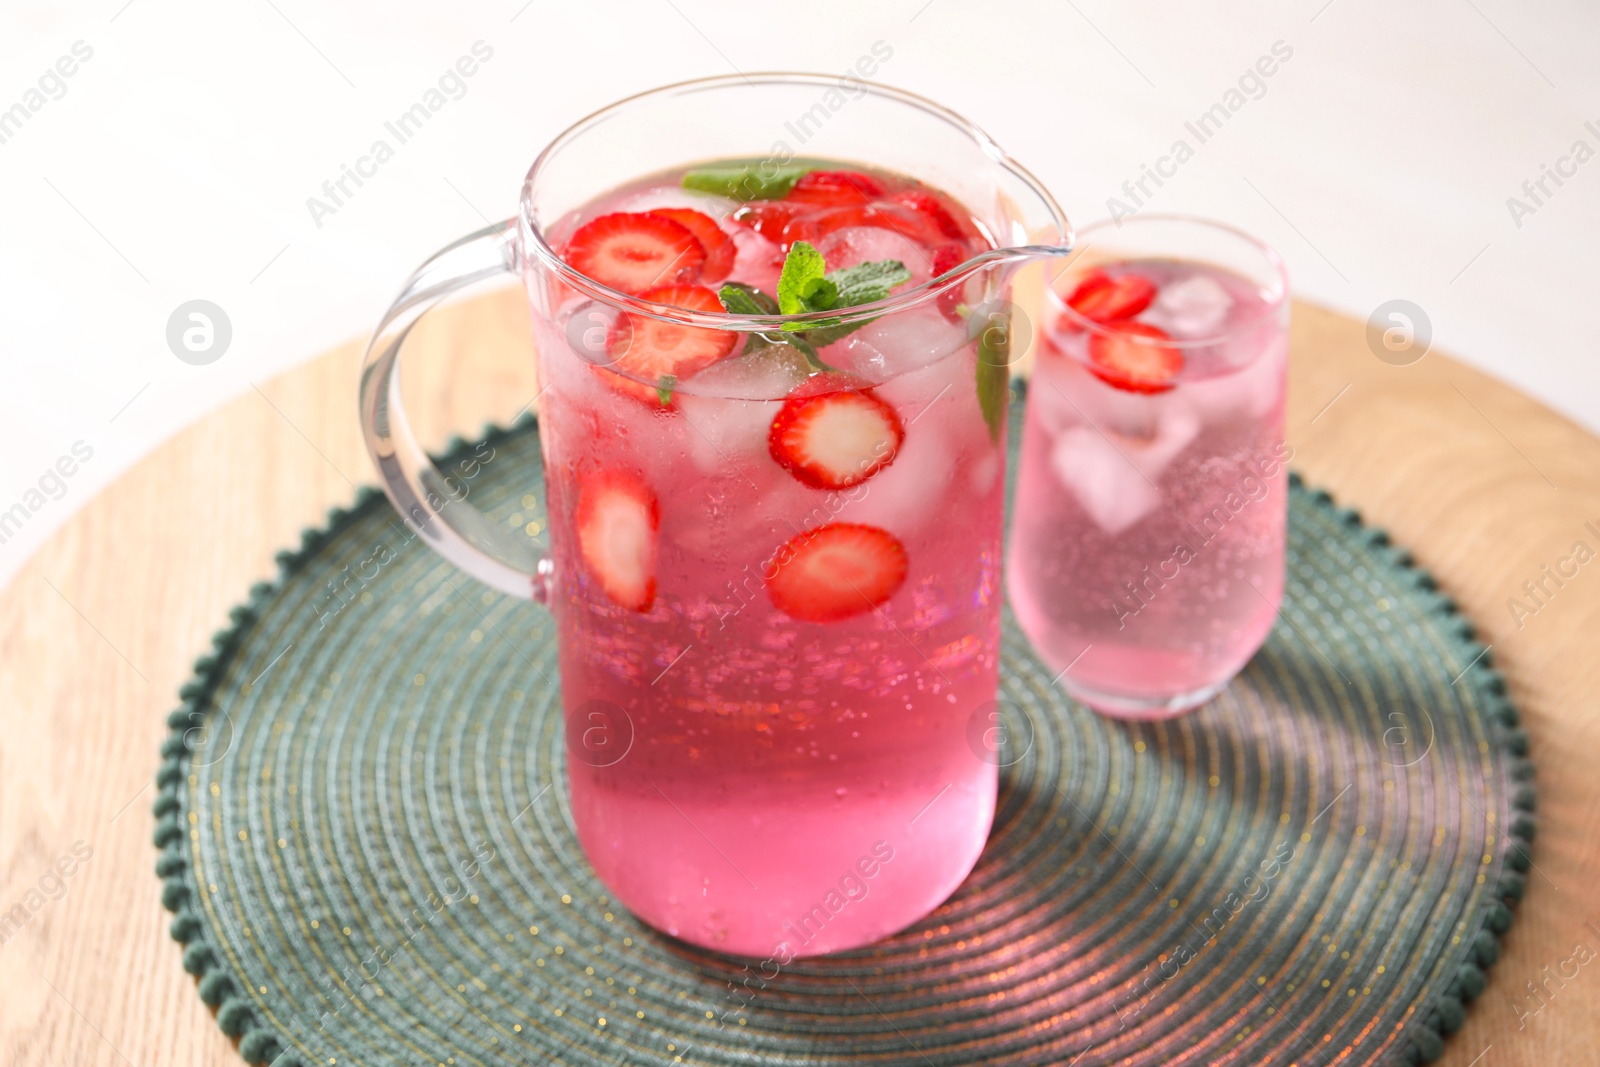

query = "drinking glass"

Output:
[[1007, 216, 1289, 718]]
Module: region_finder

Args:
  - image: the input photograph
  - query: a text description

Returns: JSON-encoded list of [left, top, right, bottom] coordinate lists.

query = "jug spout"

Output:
[[914, 148, 1071, 367], [986, 150, 1075, 264]]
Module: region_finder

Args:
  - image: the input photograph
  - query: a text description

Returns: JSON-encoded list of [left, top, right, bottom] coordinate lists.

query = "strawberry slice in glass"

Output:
[[646, 207, 737, 283], [564, 212, 705, 294], [765, 522, 909, 623], [785, 169, 885, 206], [768, 377, 904, 490], [1063, 269, 1158, 328], [601, 284, 738, 406], [576, 469, 659, 611], [1085, 321, 1183, 394]]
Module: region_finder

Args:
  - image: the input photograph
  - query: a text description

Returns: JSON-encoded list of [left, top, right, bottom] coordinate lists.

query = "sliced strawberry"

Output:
[[647, 207, 737, 283], [564, 212, 705, 294], [765, 523, 908, 623], [931, 243, 971, 321], [930, 243, 965, 278], [783, 202, 942, 249], [731, 200, 799, 243], [576, 469, 659, 611], [1065, 269, 1157, 325], [787, 169, 885, 205], [888, 188, 971, 242], [1086, 321, 1184, 394], [603, 284, 738, 406], [768, 378, 904, 490]]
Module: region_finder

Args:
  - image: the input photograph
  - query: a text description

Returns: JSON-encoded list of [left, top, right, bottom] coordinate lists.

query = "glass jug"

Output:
[[359, 73, 1071, 958]]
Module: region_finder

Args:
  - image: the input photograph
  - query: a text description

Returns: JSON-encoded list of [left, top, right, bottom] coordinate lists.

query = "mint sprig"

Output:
[[829, 259, 915, 307], [719, 280, 830, 370], [776, 242, 838, 326], [717, 242, 910, 371], [682, 164, 809, 201], [777, 241, 910, 328], [974, 310, 1009, 443]]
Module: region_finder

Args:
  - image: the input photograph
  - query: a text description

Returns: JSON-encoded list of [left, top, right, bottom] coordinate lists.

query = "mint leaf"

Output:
[[974, 307, 1011, 442], [800, 277, 839, 312], [783, 331, 833, 371], [776, 242, 913, 335], [777, 244, 845, 333], [682, 164, 809, 201], [719, 282, 787, 357], [768, 242, 916, 357], [827, 259, 911, 307], [777, 241, 832, 320], [717, 281, 779, 317], [777, 244, 911, 317], [792, 320, 863, 350], [656, 374, 677, 407], [718, 281, 835, 372]]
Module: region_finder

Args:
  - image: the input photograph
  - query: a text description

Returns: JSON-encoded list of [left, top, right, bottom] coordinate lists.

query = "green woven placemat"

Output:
[[153, 393, 1533, 1067]]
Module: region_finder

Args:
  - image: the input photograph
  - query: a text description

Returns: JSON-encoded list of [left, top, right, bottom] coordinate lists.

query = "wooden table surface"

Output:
[[2, 288, 1596, 1066]]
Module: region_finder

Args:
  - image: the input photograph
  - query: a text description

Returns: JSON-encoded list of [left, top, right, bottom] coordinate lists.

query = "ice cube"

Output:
[[969, 451, 1001, 496], [1131, 407, 1201, 481], [1150, 273, 1233, 338], [832, 419, 954, 539], [818, 227, 933, 287], [1051, 427, 1163, 534], [683, 345, 810, 400], [873, 344, 971, 425], [675, 393, 782, 475], [875, 352, 998, 498], [729, 227, 784, 296], [1048, 406, 1200, 534], [841, 305, 969, 379], [671, 478, 810, 564]]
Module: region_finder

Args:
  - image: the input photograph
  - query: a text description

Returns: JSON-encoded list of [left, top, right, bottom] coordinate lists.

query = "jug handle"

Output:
[[358, 218, 552, 601]]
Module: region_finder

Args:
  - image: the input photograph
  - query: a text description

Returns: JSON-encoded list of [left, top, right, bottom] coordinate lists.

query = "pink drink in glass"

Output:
[[1007, 217, 1289, 718], [530, 162, 1008, 957]]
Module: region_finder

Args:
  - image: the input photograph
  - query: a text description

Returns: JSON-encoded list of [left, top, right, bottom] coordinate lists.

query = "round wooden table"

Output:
[[1, 290, 1595, 1066]]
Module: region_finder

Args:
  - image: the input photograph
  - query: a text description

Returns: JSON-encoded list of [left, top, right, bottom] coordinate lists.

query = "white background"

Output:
[[2, 0, 1596, 589]]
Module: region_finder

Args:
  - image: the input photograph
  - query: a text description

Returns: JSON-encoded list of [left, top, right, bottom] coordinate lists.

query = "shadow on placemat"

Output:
[[152, 403, 1533, 1067]]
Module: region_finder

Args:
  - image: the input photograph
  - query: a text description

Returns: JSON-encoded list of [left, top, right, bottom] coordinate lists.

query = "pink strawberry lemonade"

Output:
[[1008, 234, 1289, 718], [527, 160, 1009, 957]]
